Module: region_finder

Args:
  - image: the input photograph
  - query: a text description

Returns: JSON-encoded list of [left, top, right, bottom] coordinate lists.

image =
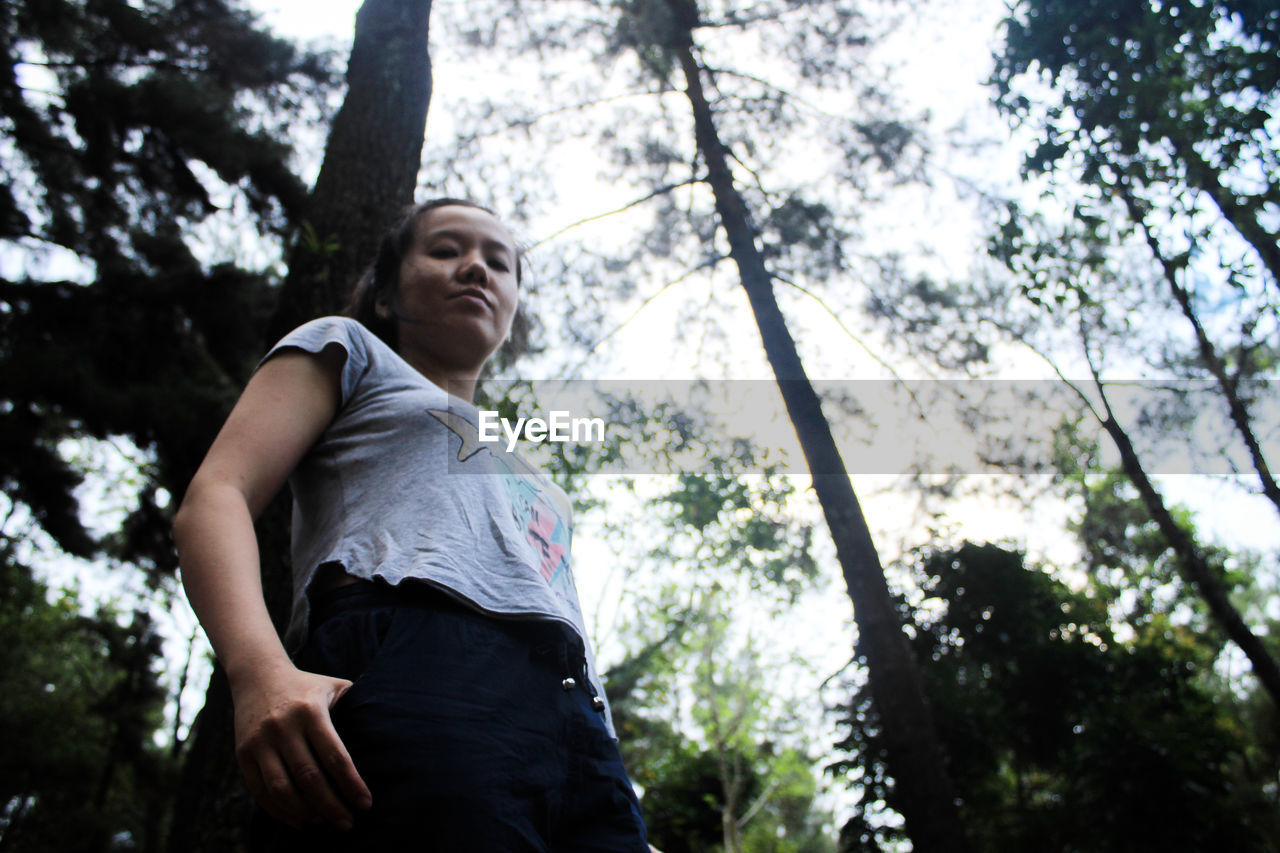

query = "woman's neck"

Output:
[[397, 343, 480, 403]]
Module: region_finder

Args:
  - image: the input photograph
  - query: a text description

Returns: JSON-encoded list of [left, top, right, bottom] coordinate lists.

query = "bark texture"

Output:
[[268, 0, 434, 341]]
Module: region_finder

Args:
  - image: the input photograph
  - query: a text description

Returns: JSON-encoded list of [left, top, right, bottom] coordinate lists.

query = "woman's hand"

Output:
[[230, 661, 372, 830]]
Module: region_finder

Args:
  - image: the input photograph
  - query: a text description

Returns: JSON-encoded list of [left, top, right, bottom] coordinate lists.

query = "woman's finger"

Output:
[[306, 700, 373, 812], [277, 718, 355, 830], [246, 747, 310, 829]]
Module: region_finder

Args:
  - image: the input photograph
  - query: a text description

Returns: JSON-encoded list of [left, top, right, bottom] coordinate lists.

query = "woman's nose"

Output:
[[458, 252, 488, 283]]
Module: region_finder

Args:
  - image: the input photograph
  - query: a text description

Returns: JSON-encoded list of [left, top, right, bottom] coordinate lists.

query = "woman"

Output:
[[173, 199, 651, 851]]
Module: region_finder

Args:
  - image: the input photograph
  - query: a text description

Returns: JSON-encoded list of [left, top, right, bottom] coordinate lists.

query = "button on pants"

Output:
[[251, 580, 650, 852]]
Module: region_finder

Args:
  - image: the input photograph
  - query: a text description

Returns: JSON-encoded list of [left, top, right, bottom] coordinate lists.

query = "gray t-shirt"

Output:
[[263, 316, 613, 732]]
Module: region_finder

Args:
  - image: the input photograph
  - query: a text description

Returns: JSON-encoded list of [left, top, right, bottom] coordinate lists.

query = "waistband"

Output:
[[307, 577, 583, 653], [305, 576, 606, 714]]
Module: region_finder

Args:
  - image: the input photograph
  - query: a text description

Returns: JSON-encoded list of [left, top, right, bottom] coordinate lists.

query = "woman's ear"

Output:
[[374, 290, 393, 320]]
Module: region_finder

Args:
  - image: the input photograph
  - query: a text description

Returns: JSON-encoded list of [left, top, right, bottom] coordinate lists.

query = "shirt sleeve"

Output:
[[258, 316, 373, 408]]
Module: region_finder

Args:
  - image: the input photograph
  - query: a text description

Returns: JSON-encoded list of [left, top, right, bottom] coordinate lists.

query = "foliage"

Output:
[[650, 469, 818, 601], [1072, 468, 1234, 640], [0, 0, 337, 846], [629, 728, 751, 853], [993, 0, 1278, 250], [610, 580, 836, 853], [0, 549, 175, 851], [595, 467, 834, 853], [833, 538, 1279, 852], [0, 0, 335, 574], [988, 0, 1280, 490]]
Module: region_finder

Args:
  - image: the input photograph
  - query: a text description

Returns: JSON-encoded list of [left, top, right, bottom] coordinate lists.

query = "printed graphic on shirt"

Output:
[[427, 408, 575, 594], [523, 492, 570, 582], [428, 409, 489, 462]]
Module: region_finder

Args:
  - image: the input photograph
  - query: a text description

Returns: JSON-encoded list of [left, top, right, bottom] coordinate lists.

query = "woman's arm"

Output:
[[172, 346, 371, 830]]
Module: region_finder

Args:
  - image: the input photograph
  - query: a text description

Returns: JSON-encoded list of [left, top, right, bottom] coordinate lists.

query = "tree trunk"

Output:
[[165, 669, 247, 853], [267, 0, 434, 342], [671, 36, 971, 853], [1096, 395, 1280, 707], [168, 2, 433, 849]]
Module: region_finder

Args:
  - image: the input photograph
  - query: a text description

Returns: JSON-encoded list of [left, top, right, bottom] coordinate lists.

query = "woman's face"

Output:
[[378, 204, 519, 371]]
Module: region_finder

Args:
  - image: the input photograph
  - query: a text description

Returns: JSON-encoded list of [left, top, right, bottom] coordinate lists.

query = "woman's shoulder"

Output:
[[284, 315, 374, 343], [261, 317, 395, 400], [270, 316, 393, 361], [271, 317, 457, 406]]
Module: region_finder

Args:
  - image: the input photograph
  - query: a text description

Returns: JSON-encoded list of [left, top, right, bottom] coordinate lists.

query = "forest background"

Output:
[[1, 0, 1278, 851]]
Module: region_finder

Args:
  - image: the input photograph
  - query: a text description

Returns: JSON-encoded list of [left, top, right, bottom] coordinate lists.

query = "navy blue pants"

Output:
[[252, 580, 649, 852]]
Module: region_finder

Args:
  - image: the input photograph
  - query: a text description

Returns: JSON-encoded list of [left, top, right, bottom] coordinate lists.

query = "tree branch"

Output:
[[1115, 180, 1280, 519], [529, 178, 704, 248], [702, 64, 864, 127], [449, 88, 674, 149], [736, 776, 780, 830], [1077, 314, 1280, 709], [772, 272, 930, 420], [564, 254, 726, 379]]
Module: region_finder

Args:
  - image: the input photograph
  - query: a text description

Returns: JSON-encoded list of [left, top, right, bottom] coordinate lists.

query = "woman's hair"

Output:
[[344, 197, 523, 351]]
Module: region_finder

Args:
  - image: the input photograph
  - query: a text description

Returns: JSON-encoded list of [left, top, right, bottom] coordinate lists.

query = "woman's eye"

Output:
[[429, 246, 457, 258], [489, 258, 510, 272]]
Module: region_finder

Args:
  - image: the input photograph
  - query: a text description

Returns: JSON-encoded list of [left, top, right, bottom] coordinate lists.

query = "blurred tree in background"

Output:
[[834, 534, 1278, 851], [605, 470, 836, 853], [0, 546, 172, 851]]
